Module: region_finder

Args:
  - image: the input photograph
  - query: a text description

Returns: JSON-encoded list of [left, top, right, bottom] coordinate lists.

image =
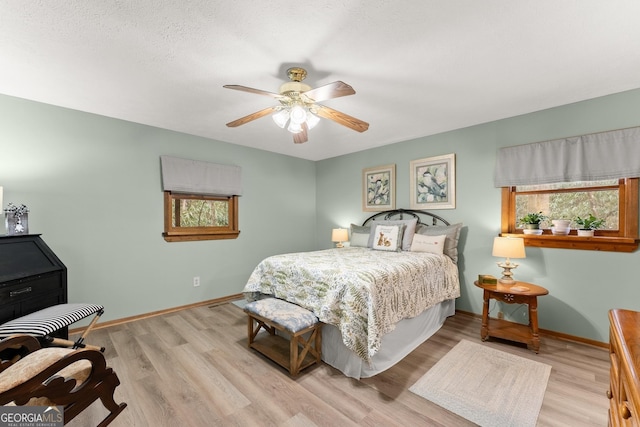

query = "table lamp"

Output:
[[331, 228, 348, 248], [492, 237, 526, 284]]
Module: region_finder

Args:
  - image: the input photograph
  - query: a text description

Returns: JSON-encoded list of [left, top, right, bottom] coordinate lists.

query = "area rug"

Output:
[[409, 339, 551, 427]]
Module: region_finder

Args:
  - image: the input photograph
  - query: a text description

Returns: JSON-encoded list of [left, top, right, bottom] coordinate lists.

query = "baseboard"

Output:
[[70, 299, 608, 350], [69, 293, 244, 334], [455, 309, 608, 349]]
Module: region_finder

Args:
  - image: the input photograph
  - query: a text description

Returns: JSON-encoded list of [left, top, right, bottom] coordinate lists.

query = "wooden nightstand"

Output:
[[474, 280, 549, 353]]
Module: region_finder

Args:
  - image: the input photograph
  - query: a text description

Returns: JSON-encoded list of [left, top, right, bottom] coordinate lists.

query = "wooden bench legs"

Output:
[[246, 312, 322, 377]]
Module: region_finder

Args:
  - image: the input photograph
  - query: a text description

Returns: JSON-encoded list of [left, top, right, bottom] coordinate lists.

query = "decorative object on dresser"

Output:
[[0, 235, 68, 338], [607, 309, 640, 426], [3, 203, 29, 235], [492, 236, 526, 284], [331, 228, 348, 248], [475, 280, 548, 353]]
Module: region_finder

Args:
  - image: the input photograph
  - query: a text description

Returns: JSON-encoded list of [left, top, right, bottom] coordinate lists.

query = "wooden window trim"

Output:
[[163, 192, 240, 242], [500, 178, 639, 252]]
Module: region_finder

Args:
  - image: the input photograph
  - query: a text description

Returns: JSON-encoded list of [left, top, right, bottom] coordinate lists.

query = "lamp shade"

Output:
[[331, 228, 349, 243], [492, 237, 526, 258]]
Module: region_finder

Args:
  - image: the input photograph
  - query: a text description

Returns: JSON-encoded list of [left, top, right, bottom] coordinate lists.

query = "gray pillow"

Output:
[[366, 218, 418, 251], [415, 223, 463, 263], [350, 224, 371, 247], [350, 232, 370, 247]]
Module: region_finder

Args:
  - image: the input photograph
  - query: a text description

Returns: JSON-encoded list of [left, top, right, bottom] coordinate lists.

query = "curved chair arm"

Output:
[[0, 348, 108, 406], [0, 335, 42, 372]]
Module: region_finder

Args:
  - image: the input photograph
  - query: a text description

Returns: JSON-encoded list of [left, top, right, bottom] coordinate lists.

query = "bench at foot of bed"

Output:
[[244, 298, 322, 377]]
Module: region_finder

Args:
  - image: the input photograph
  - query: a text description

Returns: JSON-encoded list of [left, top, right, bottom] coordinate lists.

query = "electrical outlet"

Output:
[[497, 311, 504, 319], [193, 276, 200, 287]]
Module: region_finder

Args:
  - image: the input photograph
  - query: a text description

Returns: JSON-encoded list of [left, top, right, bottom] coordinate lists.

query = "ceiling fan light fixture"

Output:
[[306, 111, 320, 130], [289, 105, 307, 125], [272, 109, 289, 128], [224, 67, 369, 143], [287, 121, 303, 134]]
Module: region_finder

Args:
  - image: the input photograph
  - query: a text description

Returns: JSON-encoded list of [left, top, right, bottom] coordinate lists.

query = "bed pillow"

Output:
[[372, 224, 404, 252], [366, 218, 418, 251], [350, 232, 370, 248], [415, 223, 463, 263], [410, 234, 446, 254], [350, 224, 371, 247]]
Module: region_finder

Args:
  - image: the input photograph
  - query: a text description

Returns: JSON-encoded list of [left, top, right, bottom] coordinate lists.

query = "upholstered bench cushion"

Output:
[[0, 303, 104, 337], [244, 299, 318, 333]]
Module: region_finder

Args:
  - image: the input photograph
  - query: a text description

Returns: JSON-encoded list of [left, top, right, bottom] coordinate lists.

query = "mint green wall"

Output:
[[0, 94, 317, 323], [316, 88, 640, 344], [3, 88, 640, 344]]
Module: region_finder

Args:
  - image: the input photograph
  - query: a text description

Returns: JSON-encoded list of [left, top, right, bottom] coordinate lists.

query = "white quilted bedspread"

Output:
[[243, 247, 460, 361]]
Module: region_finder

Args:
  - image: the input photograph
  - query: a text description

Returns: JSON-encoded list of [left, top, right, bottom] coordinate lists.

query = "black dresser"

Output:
[[0, 234, 67, 336]]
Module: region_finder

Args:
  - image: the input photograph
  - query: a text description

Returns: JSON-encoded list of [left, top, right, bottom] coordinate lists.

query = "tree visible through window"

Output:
[[163, 192, 239, 242], [514, 180, 619, 230], [501, 178, 638, 252]]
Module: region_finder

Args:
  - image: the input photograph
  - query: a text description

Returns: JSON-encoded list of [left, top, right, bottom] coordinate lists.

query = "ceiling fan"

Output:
[[224, 67, 369, 144]]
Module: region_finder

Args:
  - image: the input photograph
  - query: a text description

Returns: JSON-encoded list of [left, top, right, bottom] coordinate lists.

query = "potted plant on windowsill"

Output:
[[574, 214, 605, 237], [518, 212, 547, 235]]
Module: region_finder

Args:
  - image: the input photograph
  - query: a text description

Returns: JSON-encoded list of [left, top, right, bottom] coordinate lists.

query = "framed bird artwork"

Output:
[[410, 153, 456, 209], [362, 164, 396, 212]]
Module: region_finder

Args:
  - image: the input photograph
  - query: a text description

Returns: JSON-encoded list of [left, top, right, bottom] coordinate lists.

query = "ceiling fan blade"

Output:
[[293, 123, 308, 144], [314, 105, 369, 133], [301, 81, 355, 103], [226, 106, 277, 127], [223, 85, 284, 99]]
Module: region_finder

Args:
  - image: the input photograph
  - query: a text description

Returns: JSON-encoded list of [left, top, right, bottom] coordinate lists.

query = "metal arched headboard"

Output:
[[362, 208, 450, 227]]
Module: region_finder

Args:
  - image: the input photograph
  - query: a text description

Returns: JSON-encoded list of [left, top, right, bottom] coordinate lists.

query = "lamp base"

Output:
[[335, 242, 344, 248], [496, 260, 518, 285]]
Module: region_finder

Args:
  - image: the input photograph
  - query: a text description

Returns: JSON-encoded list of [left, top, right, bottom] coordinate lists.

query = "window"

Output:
[[160, 156, 242, 242], [163, 192, 239, 242], [501, 178, 638, 252]]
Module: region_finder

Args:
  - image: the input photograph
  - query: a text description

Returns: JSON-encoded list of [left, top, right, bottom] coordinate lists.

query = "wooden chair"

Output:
[[0, 335, 126, 426]]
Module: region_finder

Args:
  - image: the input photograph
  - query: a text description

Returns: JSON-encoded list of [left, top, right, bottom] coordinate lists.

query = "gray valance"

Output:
[[494, 126, 640, 187], [160, 156, 242, 196]]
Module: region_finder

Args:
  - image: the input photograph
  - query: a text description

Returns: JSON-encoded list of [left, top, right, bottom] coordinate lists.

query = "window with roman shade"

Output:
[[494, 126, 640, 186], [160, 156, 242, 242], [495, 127, 639, 252]]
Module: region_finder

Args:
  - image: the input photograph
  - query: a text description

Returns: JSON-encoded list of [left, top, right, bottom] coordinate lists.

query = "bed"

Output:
[[243, 209, 462, 379]]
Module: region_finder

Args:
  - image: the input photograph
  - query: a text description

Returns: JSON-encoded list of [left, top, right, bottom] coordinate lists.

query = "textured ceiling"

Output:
[[2, 1, 640, 161]]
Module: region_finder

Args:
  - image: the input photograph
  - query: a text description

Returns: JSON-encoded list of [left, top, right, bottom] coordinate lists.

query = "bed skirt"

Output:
[[321, 298, 455, 379]]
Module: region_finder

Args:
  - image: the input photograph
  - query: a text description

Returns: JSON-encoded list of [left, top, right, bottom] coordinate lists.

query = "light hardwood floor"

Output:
[[70, 302, 610, 426]]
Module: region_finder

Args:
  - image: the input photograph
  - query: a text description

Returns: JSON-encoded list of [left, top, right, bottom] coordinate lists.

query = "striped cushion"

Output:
[[0, 304, 104, 337], [245, 299, 318, 333]]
